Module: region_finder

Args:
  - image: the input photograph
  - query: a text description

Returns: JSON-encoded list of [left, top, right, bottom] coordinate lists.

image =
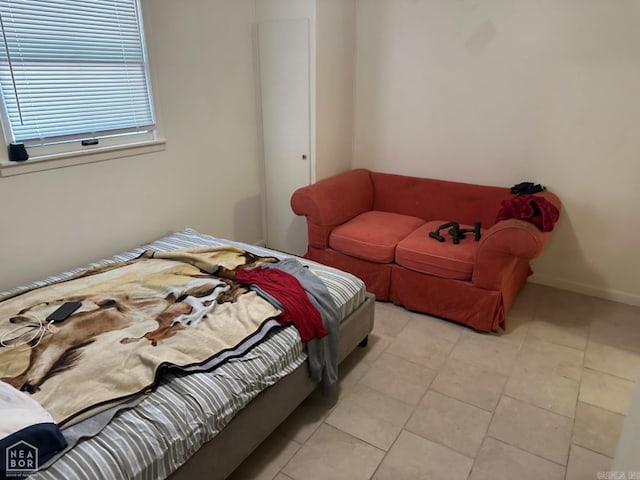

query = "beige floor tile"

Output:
[[449, 333, 519, 376], [488, 396, 573, 465], [593, 298, 640, 328], [535, 288, 597, 323], [590, 301, 640, 353], [406, 391, 492, 457], [372, 430, 473, 480], [228, 432, 300, 480], [469, 437, 565, 480], [519, 280, 549, 297], [573, 402, 625, 457], [276, 288, 639, 480], [274, 474, 295, 480], [430, 357, 508, 411], [504, 368, 579, 417], [386, 327, 454, 370], [359, 352, 437, 405], [325, 384, 413, 450], [283, 424, 384, 480], [509, 283, 540, 318], [527, 318, 589, 350], [403, 312, 465, 344], [373, 302, 411, 339], [275, 389, 337, 444], [534, 303, 594, 328], [579, 369, 635, 415], [337, 350, 371, 394], [517, 337, 584, 381], [491, 325, 530, 347], [585, 341, 640, 381], [347, 333, 392, 366], [566, 444, 612, 480], [494, 308, 531, 346], [590, 319, 640, 354]]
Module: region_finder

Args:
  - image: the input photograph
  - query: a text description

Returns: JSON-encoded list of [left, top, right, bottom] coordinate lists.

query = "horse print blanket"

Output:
[[0, 246, 282, 427]]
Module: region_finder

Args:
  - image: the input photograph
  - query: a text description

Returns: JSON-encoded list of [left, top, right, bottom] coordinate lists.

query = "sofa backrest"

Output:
[[370, 171, 513, 228]]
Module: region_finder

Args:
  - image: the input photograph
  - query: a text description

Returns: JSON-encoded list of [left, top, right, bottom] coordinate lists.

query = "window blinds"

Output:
[[0, 0, 155, 146]]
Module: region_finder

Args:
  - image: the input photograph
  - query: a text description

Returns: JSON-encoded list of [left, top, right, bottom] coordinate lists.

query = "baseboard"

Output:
[[529, 274, 640, 307]]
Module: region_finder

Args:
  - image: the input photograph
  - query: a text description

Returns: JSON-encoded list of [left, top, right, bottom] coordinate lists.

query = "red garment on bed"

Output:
[[236, 267, 328, 342], [495, 195, 560, 232]]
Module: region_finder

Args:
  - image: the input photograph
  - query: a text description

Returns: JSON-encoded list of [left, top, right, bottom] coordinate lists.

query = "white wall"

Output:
[[316, 0, 357, 180], [0, 0, 264, 292], [353, 0, 640, 305]]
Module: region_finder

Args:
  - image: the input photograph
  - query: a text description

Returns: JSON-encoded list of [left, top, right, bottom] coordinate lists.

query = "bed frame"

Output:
[[170, 292, 375, 480]]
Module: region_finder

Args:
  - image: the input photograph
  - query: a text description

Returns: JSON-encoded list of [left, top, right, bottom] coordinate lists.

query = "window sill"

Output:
[[0, 138, 166, 177]]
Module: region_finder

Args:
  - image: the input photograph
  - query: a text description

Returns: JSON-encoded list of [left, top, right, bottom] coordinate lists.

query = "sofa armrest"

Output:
[[291, 169, 374, 249], [472, 190, 560, 290], [472, 219, 555, 291]]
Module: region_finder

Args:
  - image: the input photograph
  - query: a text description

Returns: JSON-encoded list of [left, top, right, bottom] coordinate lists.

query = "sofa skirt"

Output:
[[306, 246, 392, 301]]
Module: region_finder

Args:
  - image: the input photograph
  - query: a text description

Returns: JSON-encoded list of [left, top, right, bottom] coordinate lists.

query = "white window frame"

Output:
[[0, 0, 165, 177]]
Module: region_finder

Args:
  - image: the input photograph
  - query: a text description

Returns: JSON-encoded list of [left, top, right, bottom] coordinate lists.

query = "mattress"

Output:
[[11, 228, 366, 480]]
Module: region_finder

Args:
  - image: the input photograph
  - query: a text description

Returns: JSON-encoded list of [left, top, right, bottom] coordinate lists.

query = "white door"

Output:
[[258, 19, 310, 256]]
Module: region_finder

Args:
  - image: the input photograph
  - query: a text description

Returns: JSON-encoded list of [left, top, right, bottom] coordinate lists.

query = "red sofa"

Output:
[[291, 169, 560, 332]]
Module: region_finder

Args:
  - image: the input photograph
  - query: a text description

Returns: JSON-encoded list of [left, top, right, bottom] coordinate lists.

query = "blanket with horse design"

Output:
[[0, 246, 282, 427]]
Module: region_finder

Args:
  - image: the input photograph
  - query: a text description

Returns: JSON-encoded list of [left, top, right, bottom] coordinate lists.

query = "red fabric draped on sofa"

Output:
[[291, 169, 560, 332]]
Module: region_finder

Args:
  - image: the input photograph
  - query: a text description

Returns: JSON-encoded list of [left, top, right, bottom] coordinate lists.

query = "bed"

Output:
[[0, 228, 374, 480]]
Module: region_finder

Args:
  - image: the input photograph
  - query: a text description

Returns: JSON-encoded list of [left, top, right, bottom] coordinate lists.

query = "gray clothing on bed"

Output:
[[261, 258, 339, 395]]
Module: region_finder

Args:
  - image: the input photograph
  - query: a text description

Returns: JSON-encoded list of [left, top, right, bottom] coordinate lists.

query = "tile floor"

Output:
[[228, 284, 640, 480]]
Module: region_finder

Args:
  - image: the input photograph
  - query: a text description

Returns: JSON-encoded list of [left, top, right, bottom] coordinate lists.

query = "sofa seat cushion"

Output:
[[396, 221, 485, 280], [329, 211, 425, 263]]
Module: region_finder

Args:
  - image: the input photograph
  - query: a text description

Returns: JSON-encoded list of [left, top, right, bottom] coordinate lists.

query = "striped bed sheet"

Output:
[[15, 228, 366, 480]]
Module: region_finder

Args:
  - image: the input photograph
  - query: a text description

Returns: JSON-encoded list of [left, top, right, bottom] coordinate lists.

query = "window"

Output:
[[0, 0, 158, 163]]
